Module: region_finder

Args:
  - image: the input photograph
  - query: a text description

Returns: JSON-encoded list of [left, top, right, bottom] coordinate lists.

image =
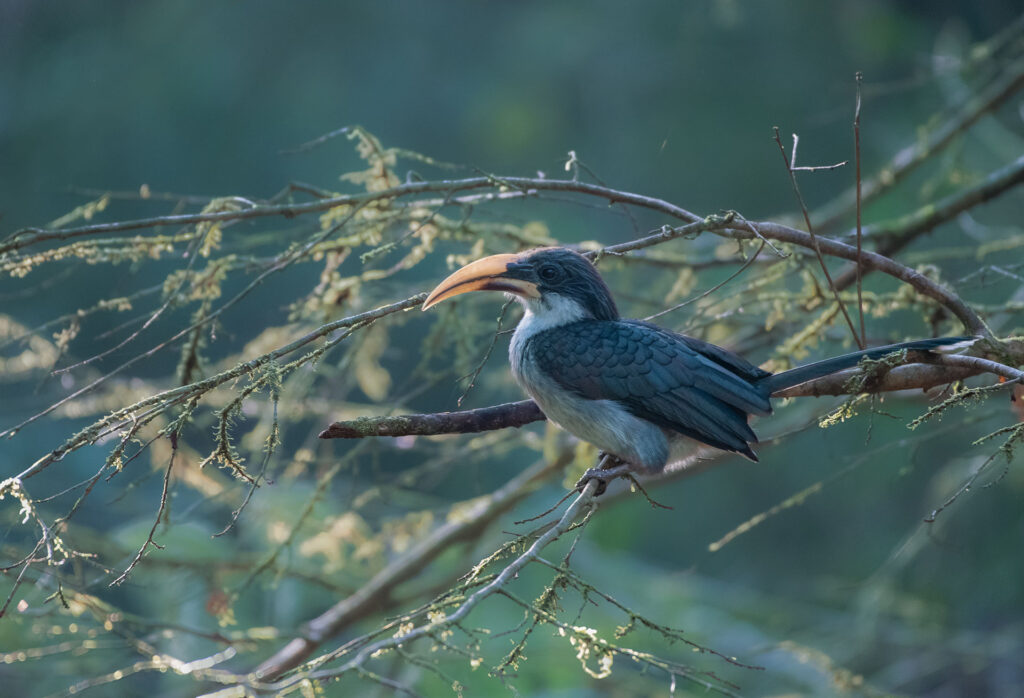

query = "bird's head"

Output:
[[422, 247, 619, 323]]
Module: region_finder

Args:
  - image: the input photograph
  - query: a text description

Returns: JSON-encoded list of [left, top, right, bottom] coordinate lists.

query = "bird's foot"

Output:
[[574, 463, 634, 496]]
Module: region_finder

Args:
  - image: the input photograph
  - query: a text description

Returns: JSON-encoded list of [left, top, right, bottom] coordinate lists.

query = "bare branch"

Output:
[[319, 399, 543, 439], [815, 55, 1024, 229], [109, 441, 176, 586], [854, 71, 867, 348], [643, 239, 767, 322], [773, 127, 864, 348]]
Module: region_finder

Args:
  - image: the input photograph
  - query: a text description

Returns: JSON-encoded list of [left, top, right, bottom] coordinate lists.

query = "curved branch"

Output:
[[729, 221, 989, 335], [923, 352, 1024, 382], [7, 168, 1013, 335], [1, 176, 697, 256]]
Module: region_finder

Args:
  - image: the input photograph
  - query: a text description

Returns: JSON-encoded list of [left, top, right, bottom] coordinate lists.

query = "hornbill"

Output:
[[423, 247, 971, 488]]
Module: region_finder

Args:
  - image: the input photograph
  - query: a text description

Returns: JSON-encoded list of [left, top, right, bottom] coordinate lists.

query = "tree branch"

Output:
[[319, 400, 543, 439], [1, 176, 698, 256], [249, 477, 601, 692], [250, 452, 569, 681], [15, 294, 425, 481], [771, 363, 981, 398], [815, 55, 1024, 230], [321, 350, 1013, 440], [831, 153, 1024, 291], [772, 128, 864, 348], [727, 220, 989, 335], [8, 166, 1014, 334], [922, 352, 1024, 382]]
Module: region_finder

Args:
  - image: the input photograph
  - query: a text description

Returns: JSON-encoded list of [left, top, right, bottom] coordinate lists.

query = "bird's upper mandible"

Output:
[[423, 247, 619, 322]]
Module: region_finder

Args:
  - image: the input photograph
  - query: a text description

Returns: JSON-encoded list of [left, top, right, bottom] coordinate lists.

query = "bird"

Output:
[[422, 247, 972, 488]]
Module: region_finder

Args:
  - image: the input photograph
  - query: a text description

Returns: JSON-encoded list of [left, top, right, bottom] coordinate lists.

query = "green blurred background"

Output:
[[2, 1, 1023, 696]]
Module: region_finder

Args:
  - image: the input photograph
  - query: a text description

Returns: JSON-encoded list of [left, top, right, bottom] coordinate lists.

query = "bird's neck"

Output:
[[515, 294, 590, 340], [509, 294, 590, 368]]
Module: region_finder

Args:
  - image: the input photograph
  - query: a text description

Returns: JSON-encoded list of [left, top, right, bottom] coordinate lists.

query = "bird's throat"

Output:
[[508, 294, 590, 392], [512, 294, 590, 344]]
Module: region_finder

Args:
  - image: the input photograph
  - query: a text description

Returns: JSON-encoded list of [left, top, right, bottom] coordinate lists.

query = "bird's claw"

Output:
[[574, 463, 634, 496]]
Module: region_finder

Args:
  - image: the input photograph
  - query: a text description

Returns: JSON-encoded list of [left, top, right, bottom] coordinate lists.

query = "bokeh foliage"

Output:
[[2, 3, 1024, 697]]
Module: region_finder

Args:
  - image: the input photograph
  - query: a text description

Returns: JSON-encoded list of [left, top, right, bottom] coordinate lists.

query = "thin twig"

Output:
[[791, 162, 847, 172], [831, 153, 1024, 294], [565, 150, 642, 236], [0, 538, 46, 618], [279, 125, 353, 155], [260, 480, 600, 691], [251, 454, 568, 680], [457, 299, 514, 406], [622, 474, 674, 510], [644, 238, 767, 322], [854, 71, 867, 348], [513, 489, 578, 525], [815, 55, 1024, 230], [773, 128, 864, 349], [110, 439, 177, 586], [52, 237, 203, 375]]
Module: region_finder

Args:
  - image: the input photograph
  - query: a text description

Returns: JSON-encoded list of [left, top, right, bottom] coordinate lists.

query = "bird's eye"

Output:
[[537, 264, 561, 282]]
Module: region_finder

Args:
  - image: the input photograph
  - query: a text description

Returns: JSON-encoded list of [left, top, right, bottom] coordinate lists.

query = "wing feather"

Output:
[[528, 321, 771, 458]]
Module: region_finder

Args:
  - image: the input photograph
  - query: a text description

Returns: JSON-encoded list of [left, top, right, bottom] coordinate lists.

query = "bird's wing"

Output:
[[528, 320, 772, 458]]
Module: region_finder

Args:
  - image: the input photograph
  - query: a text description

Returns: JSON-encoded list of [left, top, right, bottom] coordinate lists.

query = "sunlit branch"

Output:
[[7, 168, 1012, 334], [250, 453, 569, 681], [14, 294, 424, 480], [251, 476, 601, 692]]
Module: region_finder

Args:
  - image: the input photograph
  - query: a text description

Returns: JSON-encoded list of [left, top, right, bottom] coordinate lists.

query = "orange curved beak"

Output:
[[422, 253, 540, 310]]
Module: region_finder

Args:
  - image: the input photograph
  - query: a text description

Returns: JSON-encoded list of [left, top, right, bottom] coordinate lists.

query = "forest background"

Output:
[[1, 2, 1023, 696]]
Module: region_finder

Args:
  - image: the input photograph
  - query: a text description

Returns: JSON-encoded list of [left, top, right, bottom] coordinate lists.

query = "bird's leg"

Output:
[[574, 453, 633, 496]]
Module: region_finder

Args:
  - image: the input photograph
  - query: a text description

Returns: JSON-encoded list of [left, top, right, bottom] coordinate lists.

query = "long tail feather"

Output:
[[757, 336, 976, 395]]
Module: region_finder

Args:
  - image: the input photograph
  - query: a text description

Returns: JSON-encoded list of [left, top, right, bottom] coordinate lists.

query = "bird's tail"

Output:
[[756, 336, 977, 395]]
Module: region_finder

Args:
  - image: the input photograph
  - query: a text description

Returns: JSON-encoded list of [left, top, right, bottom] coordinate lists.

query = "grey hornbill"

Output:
[[423, 247, 971, 490]]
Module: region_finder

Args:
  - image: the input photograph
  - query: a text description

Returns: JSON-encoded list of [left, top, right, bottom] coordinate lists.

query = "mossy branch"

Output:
[[320, 350, 1013, 440]]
